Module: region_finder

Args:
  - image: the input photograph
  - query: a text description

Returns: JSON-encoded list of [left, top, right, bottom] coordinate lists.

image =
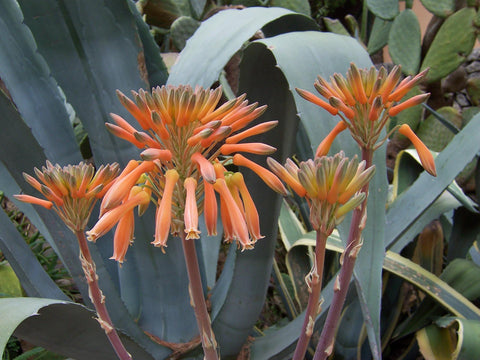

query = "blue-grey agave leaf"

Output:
[[0, 0, 81, 166]]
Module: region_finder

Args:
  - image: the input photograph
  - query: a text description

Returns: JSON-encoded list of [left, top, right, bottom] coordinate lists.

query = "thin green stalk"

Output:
[[75, 230, 132, 360], [181, 232, 219, 360], [293, 230, 329, 360], [313, 148, 374, 360]]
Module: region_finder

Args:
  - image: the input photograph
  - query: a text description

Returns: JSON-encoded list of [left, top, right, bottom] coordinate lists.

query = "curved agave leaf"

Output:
[[386, 114, 480, 251], [0, 298, 154, 360], [0, 0, 80, 166]]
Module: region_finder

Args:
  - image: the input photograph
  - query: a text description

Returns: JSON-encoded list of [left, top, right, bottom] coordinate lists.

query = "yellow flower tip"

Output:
[[140, 148, 172, 162], [233, 154, 288, 196], [220, 143, 276, 156], [398, 124, 437, 176], [191, 152, 216, 183], [184, 177, 200, 240], [295, 87, 339, 116], [13, 194, 53, 209], [388, 93, 430, 117], [348, 64, 368, 104], [267, 157, 306, 197], [315, 121, 348, 158]]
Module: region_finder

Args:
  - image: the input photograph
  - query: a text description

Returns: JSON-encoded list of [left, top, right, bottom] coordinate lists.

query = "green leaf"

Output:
[[420, 7, 477, 82], [323, 17, 350, 36], [167, 6, 293, 87], [0, 263, 22, 298], [270, 0, 311, 16], [420, 0, 455, 18], [447, 208, 480, 263], [366, 0, 399, 20], [386, 113, 480, 251], [388, 9, 421, 75], [417, 317, 480, 359], [0, 298, 154, 360], [367, 17, 392, 55]]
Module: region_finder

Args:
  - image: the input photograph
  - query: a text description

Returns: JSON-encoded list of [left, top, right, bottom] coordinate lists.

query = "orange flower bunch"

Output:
[[296, 64, 436, 176], [268, 152, 375, 233], [86, 85, 281, 261], [14, 161, 120, 232]]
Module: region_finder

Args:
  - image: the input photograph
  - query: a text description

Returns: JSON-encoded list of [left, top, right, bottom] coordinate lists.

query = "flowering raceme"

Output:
[[268, 152, 375, 233], [296, 64, 436, 176], [15, 161, 120, 232], [87, 85, 281, 261]]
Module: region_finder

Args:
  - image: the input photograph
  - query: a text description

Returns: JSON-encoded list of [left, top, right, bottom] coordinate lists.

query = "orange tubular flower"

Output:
[[296, 64, 436, 176], [92, 85, 278, 257], [15, 161, 120, 232], [268, 152, 375, 233], [398, 124, 437, 176]]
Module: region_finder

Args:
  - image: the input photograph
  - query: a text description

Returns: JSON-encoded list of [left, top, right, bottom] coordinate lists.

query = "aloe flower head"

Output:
[[268, 152, 375, 233], [87, 85, 280, 259], [296, 64, 436, 176], [15, 161, 120, 232]]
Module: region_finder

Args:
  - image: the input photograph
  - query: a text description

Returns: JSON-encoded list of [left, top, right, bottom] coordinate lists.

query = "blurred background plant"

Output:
[[1, 0, 479, 359]]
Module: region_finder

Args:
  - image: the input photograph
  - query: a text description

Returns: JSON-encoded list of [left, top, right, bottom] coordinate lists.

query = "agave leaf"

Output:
[[386, 115, 480, 251], [0, 298, 154, 360], [167, 6, 293, 87], [447, 208, 480, 263], [0, 207, 67, 300], [0, 0, 81, 165]]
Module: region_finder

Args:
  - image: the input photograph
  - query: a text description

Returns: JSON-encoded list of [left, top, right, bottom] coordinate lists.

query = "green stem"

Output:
[[181, 232, 219, 360], [75, 230, 132, 360], [292, 230, 329, 360], [313, 148, 374, 360]]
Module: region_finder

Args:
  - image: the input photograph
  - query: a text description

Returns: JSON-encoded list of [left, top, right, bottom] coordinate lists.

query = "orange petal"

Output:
[[214, 178, 253, 250], [231, 172, 264, 242], [87, 190, 149, 242], [267, 157, 306, 197], [398, 125, 437, 176], [152, 169, 179, 249], [101, 161, 154, 213], [220, 143, 276, 155], [329, 97, 355, 120], [225, 120, 278, 144], [22, 173, 42, 192], [296, 88, 338, 115], [110, 210, 135, 263], [388, 93, 430, 117], [140, 148, 172, 162], [347, 64, 368, 104], [203, 181, 217, 236], [315, 121, 348, 157], [228, 105, 268, 132], [191, 152, 216, 183], [184, 177, 200, 240], [233, 154, 288, 196], [116, 90, 152, 130], [13, 194, 53, 209]]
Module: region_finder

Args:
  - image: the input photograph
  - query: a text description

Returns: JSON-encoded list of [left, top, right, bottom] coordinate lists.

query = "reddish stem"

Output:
[[313, 148, 374, 360], [75, 230, 132, 360], [292, 230, 329, 360], [181, 232, 219, 360]]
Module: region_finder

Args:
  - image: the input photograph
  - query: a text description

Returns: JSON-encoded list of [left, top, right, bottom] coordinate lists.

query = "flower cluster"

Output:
[[268, 152, 374, 233], [14, 161, 120, 232], [296, 64, 436, 176], [86, 85, 282, 261]]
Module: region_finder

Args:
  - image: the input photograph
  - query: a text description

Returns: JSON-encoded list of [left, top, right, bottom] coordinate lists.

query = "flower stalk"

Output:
[[313, 148, 373, 360], [76, 230, 132, 360], [181, 231, 219, 360]]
